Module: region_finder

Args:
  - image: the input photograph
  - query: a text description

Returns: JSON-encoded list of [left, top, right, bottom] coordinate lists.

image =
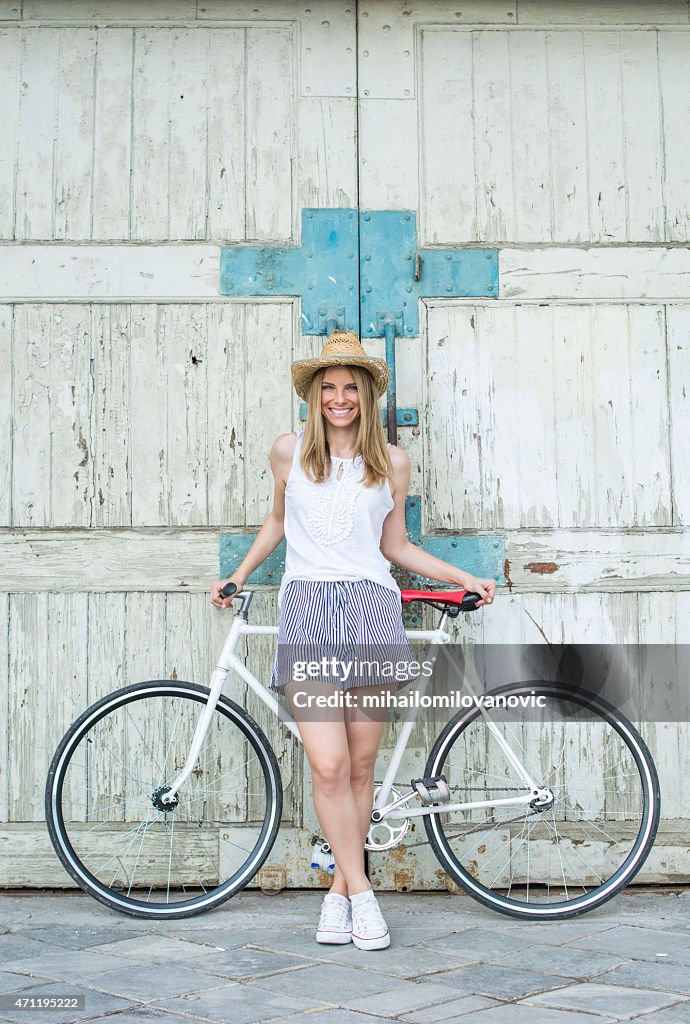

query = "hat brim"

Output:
[[291, 355, 389, 401]]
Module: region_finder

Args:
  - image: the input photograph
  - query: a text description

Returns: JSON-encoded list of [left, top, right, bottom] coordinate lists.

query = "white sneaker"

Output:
[[350, 889, 390, 950], [316, 892, 352, 944]]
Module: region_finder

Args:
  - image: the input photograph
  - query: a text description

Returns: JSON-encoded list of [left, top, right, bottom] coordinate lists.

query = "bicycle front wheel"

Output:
[[424, 682, 660, 919], [46, 681, 282, 919]]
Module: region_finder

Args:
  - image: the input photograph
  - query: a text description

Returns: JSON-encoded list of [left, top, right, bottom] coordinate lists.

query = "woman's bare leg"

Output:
[[284, 682, 370, 897], [332, 684, 392, 897]]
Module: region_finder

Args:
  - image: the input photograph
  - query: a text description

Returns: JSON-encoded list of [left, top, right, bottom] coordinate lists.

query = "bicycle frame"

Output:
[[161, 596, 544, 820]]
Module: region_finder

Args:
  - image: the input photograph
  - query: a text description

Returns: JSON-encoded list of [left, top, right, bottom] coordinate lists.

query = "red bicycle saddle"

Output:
[[400, 589, 482, 614]]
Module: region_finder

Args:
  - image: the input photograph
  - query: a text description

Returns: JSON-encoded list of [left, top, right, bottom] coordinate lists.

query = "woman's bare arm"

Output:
[[379, 446, 496, 606]]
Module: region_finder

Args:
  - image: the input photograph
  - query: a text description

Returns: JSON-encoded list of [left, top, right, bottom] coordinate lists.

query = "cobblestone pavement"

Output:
[[1, 890, 689, 1024]]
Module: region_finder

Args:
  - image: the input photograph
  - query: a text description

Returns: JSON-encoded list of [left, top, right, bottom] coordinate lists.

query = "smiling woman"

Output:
[[211, 329, 495, 952]]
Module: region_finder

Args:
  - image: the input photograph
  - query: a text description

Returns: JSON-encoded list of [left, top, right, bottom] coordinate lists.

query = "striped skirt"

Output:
[[269, 579, 419, 693]]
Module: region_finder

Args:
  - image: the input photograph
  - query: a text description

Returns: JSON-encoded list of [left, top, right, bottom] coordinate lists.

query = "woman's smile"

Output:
[[321, 367, 361, 426]]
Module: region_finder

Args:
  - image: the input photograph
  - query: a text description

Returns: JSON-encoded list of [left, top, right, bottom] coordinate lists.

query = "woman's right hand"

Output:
[[210, 574, 246, 609]]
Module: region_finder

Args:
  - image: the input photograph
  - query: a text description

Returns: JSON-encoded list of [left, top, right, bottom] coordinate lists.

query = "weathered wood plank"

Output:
[[621, 30, 664, 241], [47, 304, 93, 527], [667, 306, 690, 526], [504, 531, 690, 593], [131, 28, 172, 240], [93, 305, 131, 526], [243, 303, 295, 525], [0, 594, 8, 822], [298, 2, 356, 98], [517, 2, 689, 25], [245, 26, 295, 241], [584, 31, 627, 241], [129, 304, 168, 525], [206, 303, 246, 527], [544, 31, 589, 241], [0, 822, 320, 888], [207, 28, 245, 242], [297, 97, 357, 210], [658, 31, 690, 242], [92, 27, 133, 239], [2, 529, 690, 594], [168, 27, 208, 240], [165, 305, 208, 526], [472, 31, 514, 240], [8, 594, 49, 819], [509, 30, 552, 241], [0, 305, 11, 525], [0, 245, 220, 299], [23, 1, 197, 19], [0, 29, 19, 238], [418, 29, 475, 245], [12, 305, 51, 526], [501, 248, 690, 300], [358, 97, 419, 212], [54, 27, 97, 240], [15, 26, 58, 239]]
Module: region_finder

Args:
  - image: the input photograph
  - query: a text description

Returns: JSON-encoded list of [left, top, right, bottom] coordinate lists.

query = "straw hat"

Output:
[[291, 330, 389, 401]]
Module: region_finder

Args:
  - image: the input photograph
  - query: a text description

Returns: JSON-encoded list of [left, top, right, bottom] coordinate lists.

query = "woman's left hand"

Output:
[[458, 574, 496, 607]]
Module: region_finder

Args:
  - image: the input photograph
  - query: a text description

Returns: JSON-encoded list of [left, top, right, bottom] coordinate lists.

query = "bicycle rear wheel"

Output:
[[424, 682, 660, 919], [46, 681, 282, 919]]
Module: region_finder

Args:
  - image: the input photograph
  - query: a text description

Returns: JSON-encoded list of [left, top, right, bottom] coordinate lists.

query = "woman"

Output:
[[211, 330, 496, 951]]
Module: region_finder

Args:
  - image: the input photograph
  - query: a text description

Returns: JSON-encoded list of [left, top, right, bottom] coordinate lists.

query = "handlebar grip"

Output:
[[219, 582, 239, 600], [461, 591, 482, 612]]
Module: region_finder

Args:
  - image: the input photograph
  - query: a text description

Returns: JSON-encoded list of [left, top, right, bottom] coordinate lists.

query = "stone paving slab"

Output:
[[150, 981, 317, 1024], [344, 978, 474, 1016], [424, 963, 568, 1001], [279, 1012, 397, 1024], [398, 993, 500, 1022], [81, 963, 225, 1002], [249, 963, 426, 1005], [0, 980, 136, 1023], [486, 942, 627, 979], [460, 1007, 618, 1023], [564, 924, 690, 959], [1, 947, 136, 983], [596, 959, 690, 997], [523, 982, 688, 1019]]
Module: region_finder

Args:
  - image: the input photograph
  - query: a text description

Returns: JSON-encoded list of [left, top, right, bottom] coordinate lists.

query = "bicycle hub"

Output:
[[151, 785, 180, 812]]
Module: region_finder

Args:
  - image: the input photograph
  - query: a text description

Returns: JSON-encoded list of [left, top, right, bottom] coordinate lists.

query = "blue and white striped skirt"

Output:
[[269, 579, 419, 693]]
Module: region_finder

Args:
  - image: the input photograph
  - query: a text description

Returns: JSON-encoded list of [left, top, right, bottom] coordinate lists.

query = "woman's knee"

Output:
[[349, 758, 376, 790], [310, 756, 351, 795]]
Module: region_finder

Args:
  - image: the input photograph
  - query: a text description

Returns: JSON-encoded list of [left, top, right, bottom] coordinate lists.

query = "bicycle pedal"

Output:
[[411, 775, 451, 805]]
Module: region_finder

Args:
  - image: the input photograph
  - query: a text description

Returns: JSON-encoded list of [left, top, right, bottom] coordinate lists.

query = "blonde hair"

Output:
[[301, 364, 393, 488]]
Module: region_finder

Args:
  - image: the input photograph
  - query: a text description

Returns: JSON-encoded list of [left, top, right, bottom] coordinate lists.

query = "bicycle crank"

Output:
[[366, 786, 409, 851]]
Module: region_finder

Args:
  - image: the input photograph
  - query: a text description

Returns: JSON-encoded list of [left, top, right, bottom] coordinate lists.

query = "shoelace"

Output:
[[351, 896, 387, 936], [319, 899, 351, 930]]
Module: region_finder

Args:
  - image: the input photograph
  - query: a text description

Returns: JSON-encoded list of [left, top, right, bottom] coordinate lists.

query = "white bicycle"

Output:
[[46, 585, 660, 921]]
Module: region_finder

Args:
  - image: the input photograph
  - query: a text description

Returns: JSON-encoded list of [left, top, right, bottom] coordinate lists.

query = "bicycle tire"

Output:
[[45, 680, 283, 919], [423, 681, 660, 920]]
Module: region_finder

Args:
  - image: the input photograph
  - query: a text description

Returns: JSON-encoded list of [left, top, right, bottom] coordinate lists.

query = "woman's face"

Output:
[[320, 365, 361, 428]]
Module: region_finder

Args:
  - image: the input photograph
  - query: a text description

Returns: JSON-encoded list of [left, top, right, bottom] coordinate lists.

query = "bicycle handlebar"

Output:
[[219, 581, 485, 613]]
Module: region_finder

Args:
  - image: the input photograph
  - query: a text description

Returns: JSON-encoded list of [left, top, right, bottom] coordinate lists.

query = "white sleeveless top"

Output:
[[278, 430, 398, 609]]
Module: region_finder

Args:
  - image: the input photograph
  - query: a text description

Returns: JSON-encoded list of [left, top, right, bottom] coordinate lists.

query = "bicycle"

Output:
[[45, 584, 660, 921]]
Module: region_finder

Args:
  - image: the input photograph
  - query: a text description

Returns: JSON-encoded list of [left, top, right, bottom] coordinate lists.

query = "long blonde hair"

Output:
[[300, 364, 393, 487]]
